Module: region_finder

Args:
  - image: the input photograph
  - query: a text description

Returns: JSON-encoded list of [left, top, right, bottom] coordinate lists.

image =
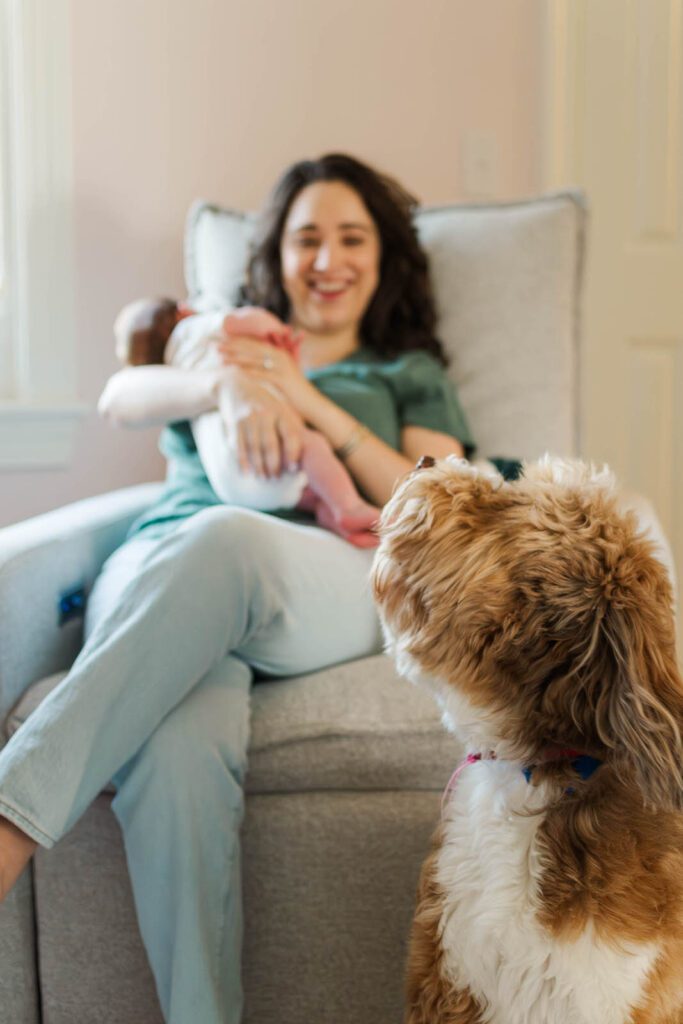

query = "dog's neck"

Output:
[[457, 748, 602, 773], [442, 748, 603, 818]]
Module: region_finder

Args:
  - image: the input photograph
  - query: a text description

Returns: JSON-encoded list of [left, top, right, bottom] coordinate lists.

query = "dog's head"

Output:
[[372, 455, 683, 810]]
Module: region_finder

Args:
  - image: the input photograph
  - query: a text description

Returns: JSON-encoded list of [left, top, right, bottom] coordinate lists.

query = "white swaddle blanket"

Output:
[[165, 310, 307, 510]]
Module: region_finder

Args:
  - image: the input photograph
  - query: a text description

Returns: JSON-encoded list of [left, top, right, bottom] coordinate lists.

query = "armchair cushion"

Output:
[[8, 656, 460, 795]]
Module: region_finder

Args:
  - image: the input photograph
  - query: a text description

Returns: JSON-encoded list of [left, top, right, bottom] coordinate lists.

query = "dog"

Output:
[[371, 455, 683, 1024]]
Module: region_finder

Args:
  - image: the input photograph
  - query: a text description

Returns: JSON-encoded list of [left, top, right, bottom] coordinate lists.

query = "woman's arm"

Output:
[[401, 426, 464, 461], [300, 389, 416, 505], [99, 361, 306, 480], [214, 336, 466, 505], [216, 337, 415, 504], [303, 400, 465, 506], [98, 365, 227, 428]]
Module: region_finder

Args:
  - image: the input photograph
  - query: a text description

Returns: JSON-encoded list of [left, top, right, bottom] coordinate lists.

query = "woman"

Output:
[[0, 154, 473, 1023]]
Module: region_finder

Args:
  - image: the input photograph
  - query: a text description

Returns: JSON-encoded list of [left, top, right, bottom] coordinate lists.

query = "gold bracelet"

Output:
[[334, 422, 370, 460]]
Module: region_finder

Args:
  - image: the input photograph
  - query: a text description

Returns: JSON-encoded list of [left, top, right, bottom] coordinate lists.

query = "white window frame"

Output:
[[0, 0, 85, 468], [0, 0, 15, 396]]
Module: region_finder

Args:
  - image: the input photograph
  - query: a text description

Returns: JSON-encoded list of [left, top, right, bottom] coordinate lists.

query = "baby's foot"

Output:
[[313, 499, 380, 548], [334, 501, 381, 535], [340, 528, 380, 549], [222, 307, 283, 339]]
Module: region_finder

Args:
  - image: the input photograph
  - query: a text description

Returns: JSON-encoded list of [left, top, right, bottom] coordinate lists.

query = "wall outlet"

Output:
[[460, 132, 498, 198]]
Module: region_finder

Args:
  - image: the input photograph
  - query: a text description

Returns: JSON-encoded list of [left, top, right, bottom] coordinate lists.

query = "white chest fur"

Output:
[[436, 759, 658, 1024]]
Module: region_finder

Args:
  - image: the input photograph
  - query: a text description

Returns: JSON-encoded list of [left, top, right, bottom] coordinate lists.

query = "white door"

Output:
[[544, 0, 683, 639]]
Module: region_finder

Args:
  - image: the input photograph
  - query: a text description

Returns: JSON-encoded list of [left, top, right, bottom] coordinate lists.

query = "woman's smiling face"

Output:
[[280, 180, 381, 338]]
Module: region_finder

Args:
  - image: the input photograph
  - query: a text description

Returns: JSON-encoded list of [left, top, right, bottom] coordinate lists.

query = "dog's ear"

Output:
[[593, 558, 683, 811]]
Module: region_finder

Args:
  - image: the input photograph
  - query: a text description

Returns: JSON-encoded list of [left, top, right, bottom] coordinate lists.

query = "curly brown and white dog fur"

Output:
[[372, 456, 683, 1024]]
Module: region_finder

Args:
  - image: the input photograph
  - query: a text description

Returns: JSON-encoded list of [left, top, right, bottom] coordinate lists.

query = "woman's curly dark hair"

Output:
[[239, 153, 448, 365]]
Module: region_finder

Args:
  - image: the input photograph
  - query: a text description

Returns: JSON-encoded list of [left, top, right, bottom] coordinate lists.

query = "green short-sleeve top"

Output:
[[129, 347, 475, 538]]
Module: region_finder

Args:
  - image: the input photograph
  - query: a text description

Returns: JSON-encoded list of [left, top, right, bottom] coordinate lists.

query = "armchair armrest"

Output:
[[0, 484, 162, 745]]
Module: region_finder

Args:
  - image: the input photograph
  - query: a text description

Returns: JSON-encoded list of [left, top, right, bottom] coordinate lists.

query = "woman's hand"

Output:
[[218, 367, 306, 478], [216, 334, 318, 419]]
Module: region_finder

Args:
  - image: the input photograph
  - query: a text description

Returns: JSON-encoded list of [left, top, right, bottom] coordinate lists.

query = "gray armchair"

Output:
[[4, 193, 659, 1024]]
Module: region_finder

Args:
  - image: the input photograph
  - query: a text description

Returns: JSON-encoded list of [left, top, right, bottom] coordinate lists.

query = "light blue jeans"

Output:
[[0, 506, 382, 1023]]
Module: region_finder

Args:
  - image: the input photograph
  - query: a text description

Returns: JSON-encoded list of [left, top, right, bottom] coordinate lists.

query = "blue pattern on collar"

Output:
[[522, 754, 602, 786]]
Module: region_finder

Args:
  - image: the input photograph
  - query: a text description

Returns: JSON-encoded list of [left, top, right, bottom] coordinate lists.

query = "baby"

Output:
[[113, 298, 379, 547]]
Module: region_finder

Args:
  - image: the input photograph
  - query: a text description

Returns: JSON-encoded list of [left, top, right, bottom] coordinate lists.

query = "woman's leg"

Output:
[[0, 507, 381, 1021], [0, 507, 381, 847], [111, 655, 250, 1024]]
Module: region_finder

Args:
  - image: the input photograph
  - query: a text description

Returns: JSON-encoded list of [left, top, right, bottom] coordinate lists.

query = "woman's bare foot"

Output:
[[0, 816, 37, 902]]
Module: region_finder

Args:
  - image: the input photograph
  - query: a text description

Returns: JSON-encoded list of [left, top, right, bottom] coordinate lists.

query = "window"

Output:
[[0, 0, 84, 468], [0, 0, 14, 399]]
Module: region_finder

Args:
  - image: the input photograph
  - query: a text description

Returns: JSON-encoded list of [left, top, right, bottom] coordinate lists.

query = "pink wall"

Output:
[[1, 0, 544, 527]]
